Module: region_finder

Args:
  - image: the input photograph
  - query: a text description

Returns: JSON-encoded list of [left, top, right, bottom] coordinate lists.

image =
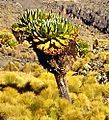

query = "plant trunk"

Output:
[[54, 73, 71, 102]]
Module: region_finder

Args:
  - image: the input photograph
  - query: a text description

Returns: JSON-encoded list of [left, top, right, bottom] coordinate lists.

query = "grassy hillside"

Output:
[[0, 64, 109, 120], [0, 36, 109, 119]]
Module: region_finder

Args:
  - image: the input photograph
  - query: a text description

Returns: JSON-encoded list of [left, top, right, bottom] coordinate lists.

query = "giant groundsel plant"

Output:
[[12, 9, 78, 102]]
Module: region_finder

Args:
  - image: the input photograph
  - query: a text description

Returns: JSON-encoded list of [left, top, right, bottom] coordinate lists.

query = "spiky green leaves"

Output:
[[12, 9, 78, 55], [77, 40, 90, 56]]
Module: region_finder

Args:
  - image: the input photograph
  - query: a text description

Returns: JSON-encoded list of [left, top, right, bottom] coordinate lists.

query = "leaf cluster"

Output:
[[12, 9, 78, 55], [77, 40, 90, 56]]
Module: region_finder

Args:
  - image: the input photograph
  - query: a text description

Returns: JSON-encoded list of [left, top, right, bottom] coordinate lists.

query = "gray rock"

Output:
[[66, 0, 109, 33]]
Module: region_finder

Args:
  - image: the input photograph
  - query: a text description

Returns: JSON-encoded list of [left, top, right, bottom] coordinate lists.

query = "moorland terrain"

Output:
[[0, 0, 109, 120]]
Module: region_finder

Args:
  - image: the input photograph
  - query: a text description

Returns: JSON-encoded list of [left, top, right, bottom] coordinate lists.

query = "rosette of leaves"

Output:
[[12, 9, 78, 102], [12, 9, 78, 55]]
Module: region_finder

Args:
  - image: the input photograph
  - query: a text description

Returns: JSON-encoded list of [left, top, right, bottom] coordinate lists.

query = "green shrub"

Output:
[[77, 40, 90, 56]]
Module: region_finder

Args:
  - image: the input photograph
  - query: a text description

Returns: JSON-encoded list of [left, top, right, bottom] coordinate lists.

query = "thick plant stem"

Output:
[[55, 74, 71, 103]]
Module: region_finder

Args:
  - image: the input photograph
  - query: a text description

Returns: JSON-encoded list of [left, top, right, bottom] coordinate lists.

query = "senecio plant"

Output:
[[12, 9, 78, 102]]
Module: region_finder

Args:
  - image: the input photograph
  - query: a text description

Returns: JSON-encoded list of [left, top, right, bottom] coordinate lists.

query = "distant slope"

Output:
[[0, 0, 23, 30], [66, 0, 109, 34], [0, 0, 59, 30], [16, 0, 44, 9]]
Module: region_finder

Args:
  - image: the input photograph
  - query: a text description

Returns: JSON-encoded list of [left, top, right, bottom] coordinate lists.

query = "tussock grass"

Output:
[[0, 70, 109, 119], [1, 37, 109, 119]]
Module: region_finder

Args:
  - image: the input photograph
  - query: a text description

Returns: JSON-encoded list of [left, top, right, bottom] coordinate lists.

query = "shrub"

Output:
[[77, 40, 90, 56], [0, 30, 17, 47]]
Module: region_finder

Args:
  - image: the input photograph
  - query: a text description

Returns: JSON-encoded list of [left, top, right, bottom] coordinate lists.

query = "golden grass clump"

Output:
[[0, 30, 17, 47]]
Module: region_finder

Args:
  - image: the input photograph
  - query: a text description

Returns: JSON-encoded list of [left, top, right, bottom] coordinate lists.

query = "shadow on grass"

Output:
[[0, 82, 48, 95]]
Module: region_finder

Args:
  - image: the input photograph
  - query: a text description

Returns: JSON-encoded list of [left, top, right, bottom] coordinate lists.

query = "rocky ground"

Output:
[[66, 0, 109, 34], [0, 0, 22, 30], [0, 0, 104, 37], [1, 0, 109, 34]]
